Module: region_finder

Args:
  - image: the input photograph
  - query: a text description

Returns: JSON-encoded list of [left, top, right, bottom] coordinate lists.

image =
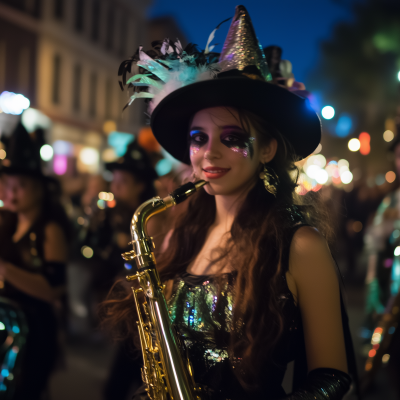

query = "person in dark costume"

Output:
[[74, 140, 157, 400], [103, 5, 358, 399], [0, 123, 70, 399]]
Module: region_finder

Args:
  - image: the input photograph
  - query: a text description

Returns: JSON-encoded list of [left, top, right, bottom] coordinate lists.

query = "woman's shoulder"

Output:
[[288, 226, 337, 281]]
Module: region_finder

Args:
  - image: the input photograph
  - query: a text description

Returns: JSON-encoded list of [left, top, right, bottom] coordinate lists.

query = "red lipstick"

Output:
[[202, 166, 231, 179]]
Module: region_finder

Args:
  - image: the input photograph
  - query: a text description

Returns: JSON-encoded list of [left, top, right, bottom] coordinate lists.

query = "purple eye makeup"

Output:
[[189, 126, 256, 159]]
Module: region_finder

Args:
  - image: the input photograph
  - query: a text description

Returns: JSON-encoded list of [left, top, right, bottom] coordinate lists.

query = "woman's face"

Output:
[[3, 175, 43, 213], [189, 107, 277, 196], [110, 170, 145, 206]]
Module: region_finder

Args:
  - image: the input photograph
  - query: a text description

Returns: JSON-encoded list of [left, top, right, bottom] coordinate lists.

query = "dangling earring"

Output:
[[259, 164, 279, 197]]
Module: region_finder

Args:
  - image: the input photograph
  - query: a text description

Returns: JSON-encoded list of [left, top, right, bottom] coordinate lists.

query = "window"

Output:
[[72, 64, 82, 112], [105, 78, 112, 119], [88, 72, 97, 117], [54, 0, 63, 19], [91, 0, 100, 42], [52, 54, 61, 104], [105, 7, 114, 50], [75, 0, 84, 32]]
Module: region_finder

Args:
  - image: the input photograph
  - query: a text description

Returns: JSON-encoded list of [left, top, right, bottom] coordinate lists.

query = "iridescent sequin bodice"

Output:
[[167, 271, 303, 400]]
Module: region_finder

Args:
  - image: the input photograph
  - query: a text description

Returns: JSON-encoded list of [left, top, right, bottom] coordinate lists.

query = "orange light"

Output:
[[107, 199, 116, 208], [359, 132, 370, 155], [368, 349, 376, 358], [386, 171, 396, 183], [375, 327, 383, 334]]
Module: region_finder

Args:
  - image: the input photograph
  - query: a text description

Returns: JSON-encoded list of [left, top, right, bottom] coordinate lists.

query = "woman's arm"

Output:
[[289, 226, 348, 373], [0, 222, 68, 303]]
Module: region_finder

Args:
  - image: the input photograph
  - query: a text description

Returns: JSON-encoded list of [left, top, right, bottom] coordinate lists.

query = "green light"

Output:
[[398, 71, 400, 82], [0, 322, 4, 330]]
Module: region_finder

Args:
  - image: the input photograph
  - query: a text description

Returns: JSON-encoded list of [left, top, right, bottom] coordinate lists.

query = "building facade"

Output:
[[0, 0, 150, 175]]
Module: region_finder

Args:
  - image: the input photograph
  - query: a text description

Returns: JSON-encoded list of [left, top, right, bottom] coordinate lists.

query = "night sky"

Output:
[[148, 0, 359, 84]]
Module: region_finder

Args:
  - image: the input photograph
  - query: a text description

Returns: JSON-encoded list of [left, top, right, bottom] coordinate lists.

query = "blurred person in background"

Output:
[[0, 123, 71, 400], [361, 135, 400, 395], [74, 140, 158, 400]]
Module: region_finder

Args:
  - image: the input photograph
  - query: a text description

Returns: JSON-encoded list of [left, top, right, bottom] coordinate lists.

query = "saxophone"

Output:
[[122, 181, 207, 400]]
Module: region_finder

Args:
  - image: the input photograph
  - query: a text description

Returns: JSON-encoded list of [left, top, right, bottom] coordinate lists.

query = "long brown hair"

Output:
[[100, 108, 332, 387]]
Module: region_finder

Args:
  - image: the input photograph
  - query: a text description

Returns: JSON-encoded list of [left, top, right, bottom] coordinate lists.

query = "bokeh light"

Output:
[[0, 149, 6, 160], [0, 91, 30, 115], [321, 106, 335, 120], [348, 138, 360, 152], [81, 246, 94, 258], [40, 144, 54, 161], [386, 171, 396, 183], [383, 130, 394, 142], [359, 132, 371, 155], [315, 169, 328, 184], [398, 71, 400, 82], [335, 114, 353, 137], [53, 155, 67, 175], [341, 171, 353, 184], [79, 147, 99, 165]]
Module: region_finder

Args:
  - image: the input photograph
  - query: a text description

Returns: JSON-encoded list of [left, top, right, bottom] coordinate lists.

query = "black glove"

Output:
[[282, 368, 352, 399]]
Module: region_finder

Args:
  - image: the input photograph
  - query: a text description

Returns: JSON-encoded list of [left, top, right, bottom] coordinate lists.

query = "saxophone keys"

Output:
[[121, 249, 136, 261]]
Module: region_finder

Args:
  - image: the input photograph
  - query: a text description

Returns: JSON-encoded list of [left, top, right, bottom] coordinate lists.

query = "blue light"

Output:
[[108, 132, 134, 157], [335, 114, 353, 137], [389, 326, 395, 334], [1, 369, 9, 377], [321, 106, 335, 120], [12, 326, 20, 334], [155, 159, 172, 176], [53, 140, 73, 156], [0, 383, 6, 391], [124, 263, 132, 270]]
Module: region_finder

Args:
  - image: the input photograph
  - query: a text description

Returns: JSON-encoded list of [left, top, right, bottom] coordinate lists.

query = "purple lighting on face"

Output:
[[54, 155, 67, 175]]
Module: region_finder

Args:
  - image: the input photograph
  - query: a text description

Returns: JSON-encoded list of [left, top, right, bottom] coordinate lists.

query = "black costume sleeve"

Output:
[[43, 261, 67, 287], [282, 368, 351, 400]]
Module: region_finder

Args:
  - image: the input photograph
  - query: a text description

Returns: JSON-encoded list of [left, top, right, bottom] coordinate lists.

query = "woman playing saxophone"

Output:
[[102, 5, 358, 400]]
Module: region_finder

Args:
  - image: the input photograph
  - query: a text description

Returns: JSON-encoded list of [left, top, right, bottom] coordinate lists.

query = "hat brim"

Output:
[[150, 76, 321, 164]]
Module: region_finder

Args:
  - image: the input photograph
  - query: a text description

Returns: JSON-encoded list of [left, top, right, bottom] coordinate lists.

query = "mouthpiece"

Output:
[[165, 180, 208, 205]]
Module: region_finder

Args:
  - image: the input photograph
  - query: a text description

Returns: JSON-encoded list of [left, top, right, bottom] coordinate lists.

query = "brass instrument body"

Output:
[[122, 181, 207, 400]]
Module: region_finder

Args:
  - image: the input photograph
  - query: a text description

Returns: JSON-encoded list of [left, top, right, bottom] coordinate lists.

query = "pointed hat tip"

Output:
[[219, 5, 270, 80]]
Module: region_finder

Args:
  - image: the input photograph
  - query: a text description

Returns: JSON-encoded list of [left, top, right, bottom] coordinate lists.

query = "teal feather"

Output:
[[137, 59, 169, 82], [128, 92, 154, 105], [126, 74, 151, 84]]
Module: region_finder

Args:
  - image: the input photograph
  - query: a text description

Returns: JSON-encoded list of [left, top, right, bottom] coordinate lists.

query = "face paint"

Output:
[[220, 131, 256, 159], [189, 130, 207, 157]]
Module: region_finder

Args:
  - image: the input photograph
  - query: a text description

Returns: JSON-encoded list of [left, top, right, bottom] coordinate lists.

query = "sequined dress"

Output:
[[167, 268, 303, 400]]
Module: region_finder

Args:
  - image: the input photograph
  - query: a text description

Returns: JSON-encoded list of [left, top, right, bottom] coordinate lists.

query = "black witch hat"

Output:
[[0, 122, 45, 178], [106, 140, 158, 182], [119, 5, 321, 164]]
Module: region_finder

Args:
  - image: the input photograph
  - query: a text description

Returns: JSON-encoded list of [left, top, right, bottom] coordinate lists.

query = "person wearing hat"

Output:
[[103, 6, 357, 399], [0, 123, 71, 399], [73, 140, 158, 400]]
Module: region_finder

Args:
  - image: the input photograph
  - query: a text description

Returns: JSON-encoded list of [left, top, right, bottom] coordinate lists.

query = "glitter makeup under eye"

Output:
[[221, 132, 256, 159]]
